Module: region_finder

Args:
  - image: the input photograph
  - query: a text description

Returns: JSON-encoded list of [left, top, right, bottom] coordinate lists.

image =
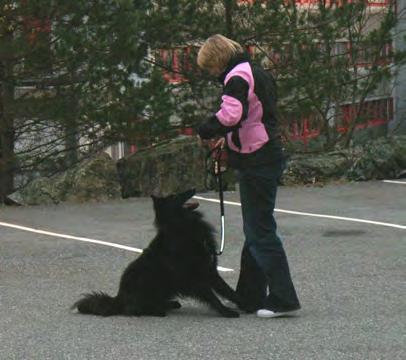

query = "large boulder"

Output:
[[68, 153, 122, 202], [282, 135, 406, 185], [117, 136, 207, 197], [347, 135, 406, 181], [10, 152, 121, 205], [282, 151, 353, 185]]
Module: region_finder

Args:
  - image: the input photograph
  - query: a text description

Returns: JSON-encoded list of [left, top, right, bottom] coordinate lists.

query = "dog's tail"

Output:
[[72, 292, 121, 316]]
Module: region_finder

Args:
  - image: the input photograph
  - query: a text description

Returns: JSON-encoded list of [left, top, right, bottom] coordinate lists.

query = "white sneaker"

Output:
[[256, 308, 299, 318]]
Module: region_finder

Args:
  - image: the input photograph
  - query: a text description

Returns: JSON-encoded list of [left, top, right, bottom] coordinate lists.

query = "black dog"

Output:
[[72, 189, 240, 318]]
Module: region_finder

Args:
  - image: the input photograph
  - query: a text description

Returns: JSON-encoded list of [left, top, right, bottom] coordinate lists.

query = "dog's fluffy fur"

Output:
[[72, 189, 240, 318]]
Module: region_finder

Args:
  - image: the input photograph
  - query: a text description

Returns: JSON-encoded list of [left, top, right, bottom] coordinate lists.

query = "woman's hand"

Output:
[[196, 136, 225, 149], [196, 135, 206, 146], [214, 137, 225, 149]]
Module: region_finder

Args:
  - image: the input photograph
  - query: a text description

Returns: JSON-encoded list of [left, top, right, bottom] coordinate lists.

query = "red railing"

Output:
[[289, 98, 393, 145], [289, 118, 321, 145], [295, 0, 390, 5], [337, 97, 393, 133], [158, 47, 193, 84], [238, 0, 391, 6], [128, 98, 392, 151], [22, 17, 51, 44], [250, 40, 393, 70]]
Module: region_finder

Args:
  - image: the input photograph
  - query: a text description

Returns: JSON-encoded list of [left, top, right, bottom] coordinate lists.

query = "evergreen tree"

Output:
[[1, 0, 404, 203], [0, 0, 175, 203]]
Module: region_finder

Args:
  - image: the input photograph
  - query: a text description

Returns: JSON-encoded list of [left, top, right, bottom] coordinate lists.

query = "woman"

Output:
[[196, 34, 301, 318]]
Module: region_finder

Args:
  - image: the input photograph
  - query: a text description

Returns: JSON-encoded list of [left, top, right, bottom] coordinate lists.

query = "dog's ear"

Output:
[[176, 189, 196, 205]]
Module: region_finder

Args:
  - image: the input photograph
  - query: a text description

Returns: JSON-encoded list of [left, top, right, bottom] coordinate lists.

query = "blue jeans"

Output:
[[235, 162, 301, 312]]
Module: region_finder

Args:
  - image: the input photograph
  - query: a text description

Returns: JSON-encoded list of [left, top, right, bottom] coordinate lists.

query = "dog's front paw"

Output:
[[222, 308, 240, 318], [167, 300, 182, 310]]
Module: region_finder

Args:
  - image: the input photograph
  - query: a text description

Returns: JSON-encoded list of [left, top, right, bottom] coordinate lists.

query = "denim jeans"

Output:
[[235, 161, 301, 312]]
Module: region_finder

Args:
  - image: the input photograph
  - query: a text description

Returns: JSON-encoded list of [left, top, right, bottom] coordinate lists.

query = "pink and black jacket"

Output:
[[197, 53, 283, 168]]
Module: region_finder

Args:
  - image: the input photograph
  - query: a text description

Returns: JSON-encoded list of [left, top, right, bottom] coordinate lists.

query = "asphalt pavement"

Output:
[[0, 180, 405, 360]]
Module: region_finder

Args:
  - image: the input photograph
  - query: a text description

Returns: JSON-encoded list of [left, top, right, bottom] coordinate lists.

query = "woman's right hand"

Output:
[[196, 135, 205, 146], [196, 135, 225, 149], [214, 137, 226, 149]]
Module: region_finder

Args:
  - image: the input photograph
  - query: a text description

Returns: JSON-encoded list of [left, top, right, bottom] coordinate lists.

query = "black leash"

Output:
[[206, 145, 227, 255]]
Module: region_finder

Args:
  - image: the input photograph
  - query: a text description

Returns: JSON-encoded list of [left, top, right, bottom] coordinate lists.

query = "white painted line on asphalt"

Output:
[[0, 221, 234, 272], [0, 221, 142, 252], [383, 180, 406, 185], [193, 196, 406, 230]]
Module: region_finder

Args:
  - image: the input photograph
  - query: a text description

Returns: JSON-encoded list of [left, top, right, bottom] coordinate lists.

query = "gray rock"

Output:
[[10, 135, 405, 205], [283, 151, 352, 185], [117, 136, 208, 197], [282, 135, 406, 185], [10, 152, 121, 205], [347, 135, 406, 180]]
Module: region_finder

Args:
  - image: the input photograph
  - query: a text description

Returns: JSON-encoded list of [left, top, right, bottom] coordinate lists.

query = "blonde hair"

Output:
[[197, 34, 244, 73]]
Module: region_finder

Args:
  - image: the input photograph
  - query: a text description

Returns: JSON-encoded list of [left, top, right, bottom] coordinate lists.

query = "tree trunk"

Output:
[[224, 0, 234, 38], [64, 118, 79, 168], [58, 86, 79, 169], [0, 56, 15, 204]]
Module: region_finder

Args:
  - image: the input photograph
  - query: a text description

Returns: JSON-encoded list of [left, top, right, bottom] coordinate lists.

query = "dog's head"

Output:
[[151, 189, 199, 226]]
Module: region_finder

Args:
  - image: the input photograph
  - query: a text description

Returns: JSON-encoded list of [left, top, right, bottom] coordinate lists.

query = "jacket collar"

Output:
[[218, 52, 251, 83]]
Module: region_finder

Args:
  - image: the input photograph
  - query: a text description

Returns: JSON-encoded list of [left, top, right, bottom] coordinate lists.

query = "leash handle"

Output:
[[216, 162, 225, 255], [211, 145, 226, 256]]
